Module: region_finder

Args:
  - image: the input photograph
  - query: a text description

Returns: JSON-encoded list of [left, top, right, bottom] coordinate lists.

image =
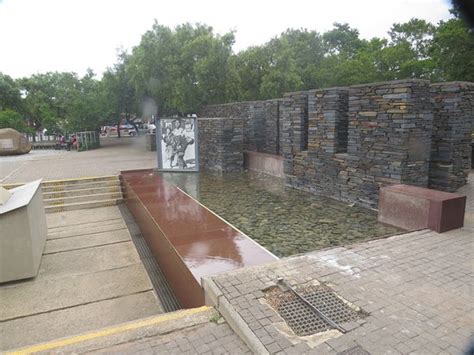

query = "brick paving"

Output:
[[205, 172, 473, 354], [93, 320, 251, 354], [1, 136, 156, 183]]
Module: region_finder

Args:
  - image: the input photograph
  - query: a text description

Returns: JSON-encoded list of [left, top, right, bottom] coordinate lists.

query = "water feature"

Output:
[[160, 171, 402, 258]]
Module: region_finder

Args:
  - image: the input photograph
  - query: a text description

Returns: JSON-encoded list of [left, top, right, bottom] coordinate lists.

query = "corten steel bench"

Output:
[[378, 184, 466, 233], [121, 169, 276, 308]]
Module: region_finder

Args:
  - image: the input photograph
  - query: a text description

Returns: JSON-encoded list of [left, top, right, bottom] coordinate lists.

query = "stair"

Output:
[[3, 176, 124, 213], [43, 176, 123, 213]]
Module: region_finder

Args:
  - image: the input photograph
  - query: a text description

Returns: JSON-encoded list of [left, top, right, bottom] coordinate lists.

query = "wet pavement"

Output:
[[160, 171, 402, 257]]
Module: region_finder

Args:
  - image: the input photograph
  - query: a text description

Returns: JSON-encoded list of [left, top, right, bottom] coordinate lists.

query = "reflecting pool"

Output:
[[160, 171, 401, 258]]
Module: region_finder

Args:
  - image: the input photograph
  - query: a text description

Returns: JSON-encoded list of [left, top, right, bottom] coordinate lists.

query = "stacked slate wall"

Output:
[[283, 80, 433, 208], [198, 99, 281, 155], [280, 91, 308, 178], [282, 88, 352, 203], [199, 79, 472, 208], [429, 82, 474, 191], [198, 117, 243, 172], [346, 80, 433, 206]]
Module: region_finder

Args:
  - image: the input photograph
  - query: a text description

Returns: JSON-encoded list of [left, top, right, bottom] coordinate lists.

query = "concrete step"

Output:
[[42, 180, 121, 193], [46, 207, 124, 228], [0, 291, 161, 351], [41, 175, 119, 187], [44, 192, 124, 206], [45, 199, 123, 214], [43, 186, 122, 199], [47, 219, 127, 239]]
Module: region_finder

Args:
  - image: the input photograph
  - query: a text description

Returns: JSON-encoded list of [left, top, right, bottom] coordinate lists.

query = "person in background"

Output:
[[71, 135, 77, 150], [55, 134, 62, 150]]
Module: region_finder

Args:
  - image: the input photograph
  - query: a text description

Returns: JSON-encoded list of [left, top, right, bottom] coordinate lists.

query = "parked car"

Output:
[[121, 126, 137, 136], [102, 125, 137, 137], [146, 124, 156, 134]]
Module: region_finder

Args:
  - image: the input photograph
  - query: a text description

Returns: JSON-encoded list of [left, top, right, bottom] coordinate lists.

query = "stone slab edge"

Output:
[[9, 306, 215, 353], [202, 277, 269, 355]]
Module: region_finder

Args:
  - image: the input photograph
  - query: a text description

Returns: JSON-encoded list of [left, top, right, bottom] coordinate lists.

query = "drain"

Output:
[[119, 205, 181, 312], [265, 284, 366, 336]]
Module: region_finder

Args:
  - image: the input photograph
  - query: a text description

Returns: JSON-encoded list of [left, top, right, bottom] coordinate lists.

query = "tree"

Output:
[[0, 73, 22, 111], [260, 38, 303, 98], [430, 14, 474, 81], [323, 23, 363, 59], [127, 22, 235, 115], [231, 46, 271, 100], [0, 109, 32, 133], [102, 52, 138, 137], [66, 69, 105, 132]]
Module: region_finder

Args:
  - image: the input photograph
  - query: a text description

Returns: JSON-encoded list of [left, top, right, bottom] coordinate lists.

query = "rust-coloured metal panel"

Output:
[[121, 169, 277, 308], [378, 184, 466, 233]]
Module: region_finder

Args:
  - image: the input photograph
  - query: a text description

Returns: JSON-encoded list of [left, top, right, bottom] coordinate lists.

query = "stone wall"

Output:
[[199, 79, 473, 208], [198, 117, 243, 172], [283, 80, 434, 208], [308, 87, 349, 156], [199, 99, 281, 155], [429, 82, 474, 191]]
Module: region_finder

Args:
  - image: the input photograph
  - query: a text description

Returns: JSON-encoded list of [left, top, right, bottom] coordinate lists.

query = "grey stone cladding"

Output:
[[199, 99, 282, 155], [199, 80, 473, 208], [198, 117, 244, 172], [429, 82, 474, 191]]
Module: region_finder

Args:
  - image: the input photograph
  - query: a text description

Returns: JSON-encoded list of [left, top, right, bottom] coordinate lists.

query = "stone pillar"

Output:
[[308, 88, 349, 156], [280, 91, 308, 175], [262, 99, 281, 155], [429, 82, 474, 191], [346, 80, 433, 206], [198, 117, 244, 172]]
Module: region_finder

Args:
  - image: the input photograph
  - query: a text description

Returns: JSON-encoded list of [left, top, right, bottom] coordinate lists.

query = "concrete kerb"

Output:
[[202, 277, 270, 355], [7, 306, 214, 354]]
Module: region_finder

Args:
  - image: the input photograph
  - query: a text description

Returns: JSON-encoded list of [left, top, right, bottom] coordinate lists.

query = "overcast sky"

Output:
[[0, 0, 452, 79]]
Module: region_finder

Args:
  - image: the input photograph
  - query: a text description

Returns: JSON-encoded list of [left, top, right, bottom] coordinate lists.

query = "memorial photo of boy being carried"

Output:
[[157, 117, 198, 171]]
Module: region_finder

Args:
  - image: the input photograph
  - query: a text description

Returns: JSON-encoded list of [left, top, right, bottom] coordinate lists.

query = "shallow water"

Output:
[[160, 171, 401, 258]]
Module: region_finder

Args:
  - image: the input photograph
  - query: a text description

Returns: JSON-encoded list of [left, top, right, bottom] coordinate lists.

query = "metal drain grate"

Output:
[[119, 205, 181, 312], [265, 285, 366, 336]]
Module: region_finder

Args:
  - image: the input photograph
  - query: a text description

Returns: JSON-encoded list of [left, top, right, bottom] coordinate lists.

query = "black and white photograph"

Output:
[[156, 117, 198, 172]]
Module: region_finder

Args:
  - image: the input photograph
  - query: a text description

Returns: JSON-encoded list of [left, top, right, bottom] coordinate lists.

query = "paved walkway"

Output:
[[1, 136, 156, 183], [0, 206, 163, 351], [203, 173, 473, 354], [8, 307, 251, 354], [97, 316, 251, 354]]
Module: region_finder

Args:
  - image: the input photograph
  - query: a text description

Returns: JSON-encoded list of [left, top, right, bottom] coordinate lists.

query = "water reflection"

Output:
[[160, 171, 402, 258]]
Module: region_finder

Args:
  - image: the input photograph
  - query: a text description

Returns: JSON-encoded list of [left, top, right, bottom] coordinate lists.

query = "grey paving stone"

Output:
[[207, 188, 473, 354]]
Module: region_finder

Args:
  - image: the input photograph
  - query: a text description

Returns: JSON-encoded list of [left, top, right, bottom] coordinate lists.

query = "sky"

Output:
[[0, 0, 453, 79]]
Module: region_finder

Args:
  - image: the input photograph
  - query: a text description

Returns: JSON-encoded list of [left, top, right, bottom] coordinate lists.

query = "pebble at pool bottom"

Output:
[[160, 171, 401, 258]]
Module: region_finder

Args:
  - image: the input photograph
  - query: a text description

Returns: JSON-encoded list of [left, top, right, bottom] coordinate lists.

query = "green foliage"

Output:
[[1, 7, 472, 128], [18, 70, 106, 133], [0, 109, 32, 133], [127, 22, 235, 115], [0, 73, 22, 111], [209, 312, 223, 324], [430, 16, 474, 81]]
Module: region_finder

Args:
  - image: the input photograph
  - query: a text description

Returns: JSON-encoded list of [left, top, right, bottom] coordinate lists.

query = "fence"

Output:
[[27, 132, 56, 142], [76, 131, 100, 151]]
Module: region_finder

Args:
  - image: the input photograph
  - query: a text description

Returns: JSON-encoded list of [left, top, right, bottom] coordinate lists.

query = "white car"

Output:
[[147, 124, 156, 134]]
